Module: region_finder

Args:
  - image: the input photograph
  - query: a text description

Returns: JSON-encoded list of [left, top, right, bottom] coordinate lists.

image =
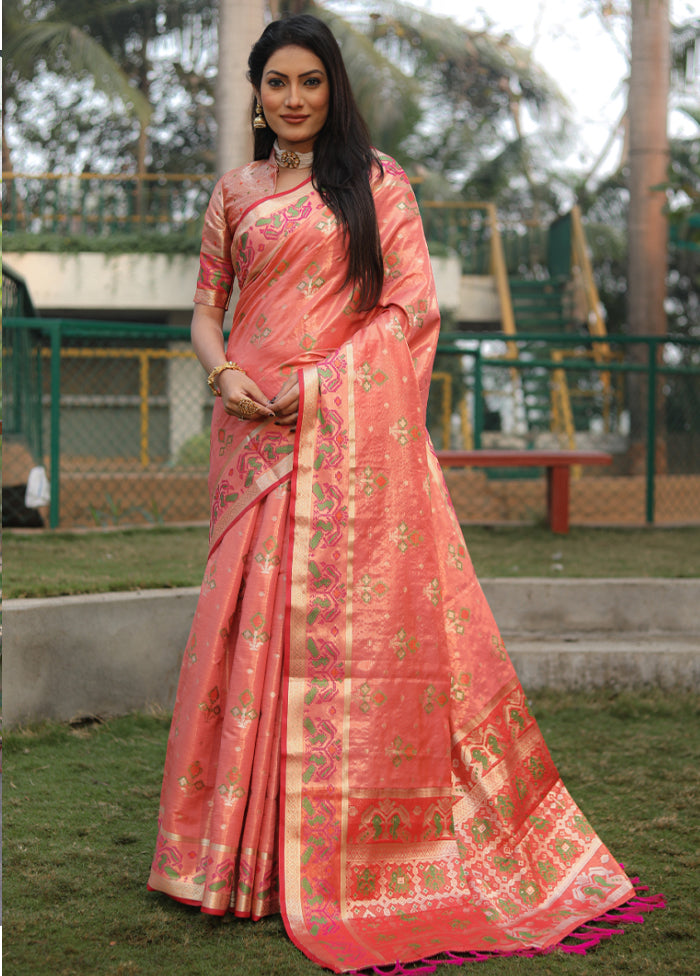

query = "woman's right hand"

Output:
[[216, 369, 275, 421], [271, 373, 300, 427]]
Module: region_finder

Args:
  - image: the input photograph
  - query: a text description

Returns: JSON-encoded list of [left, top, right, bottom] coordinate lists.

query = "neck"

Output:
[[273, 140, 314, 170]]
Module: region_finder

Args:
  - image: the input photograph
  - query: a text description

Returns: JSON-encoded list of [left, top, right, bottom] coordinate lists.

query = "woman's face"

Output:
[[257, 44, 330, 154]]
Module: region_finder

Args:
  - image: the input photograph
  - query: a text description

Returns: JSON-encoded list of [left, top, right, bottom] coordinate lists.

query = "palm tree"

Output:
[[627, 0, 670, 341], [366, 2, 565, 172], [216, 0, 266, 173], [2, 0, 153, 173], [5, 0, 566, 214], [3, 0, 220, 176], [626, 0, 670, 470]]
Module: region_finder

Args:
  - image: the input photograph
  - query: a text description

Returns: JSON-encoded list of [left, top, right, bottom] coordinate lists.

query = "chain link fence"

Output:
[[429, 333, 700, 527], [3, 301, 699, 530]]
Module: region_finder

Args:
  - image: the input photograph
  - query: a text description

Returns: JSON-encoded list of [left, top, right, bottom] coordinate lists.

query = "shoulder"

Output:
[[217, 159, 277, 200], [211, 159, 277, 228], [372, 150, 410, 182], [369, 151, 421, 216], [219, 158, 276, 193], [370, 151, 416, 199]]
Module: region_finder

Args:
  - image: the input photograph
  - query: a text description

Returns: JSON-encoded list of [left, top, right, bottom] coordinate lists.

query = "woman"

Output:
[[148, 15, 656, 973]]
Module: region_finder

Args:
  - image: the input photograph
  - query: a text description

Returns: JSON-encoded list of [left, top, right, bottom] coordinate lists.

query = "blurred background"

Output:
[[3, 0, 699, 529]]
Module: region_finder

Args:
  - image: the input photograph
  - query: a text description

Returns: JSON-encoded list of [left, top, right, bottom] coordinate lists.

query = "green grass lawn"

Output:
[[3, 691, 698, 976], [4, 524, 699, 598]]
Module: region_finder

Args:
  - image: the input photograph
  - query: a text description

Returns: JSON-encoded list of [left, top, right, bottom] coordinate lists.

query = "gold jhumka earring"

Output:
[[253, 102, 267, 129]]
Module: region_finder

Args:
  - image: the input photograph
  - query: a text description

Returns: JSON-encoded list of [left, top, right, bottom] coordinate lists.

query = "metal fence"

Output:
[[431, 333, 700, 527], [3, 316, 699, 530], [2, 172, 212, 236], [2, 173, 508, 275]]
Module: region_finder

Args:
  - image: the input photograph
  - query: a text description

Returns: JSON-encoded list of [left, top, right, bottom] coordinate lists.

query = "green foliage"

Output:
[[7, 13, 153, 123], [319, 5, 422, 159], [173, 432, 210, 467], [4, 0, 567, 211], [3, 0, 218, 174], [2, 229, 202, 255], [353, 0, 569, 206]]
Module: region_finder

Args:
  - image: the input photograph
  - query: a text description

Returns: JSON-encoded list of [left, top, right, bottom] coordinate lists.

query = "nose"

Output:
[[285, 83, 304, 107]]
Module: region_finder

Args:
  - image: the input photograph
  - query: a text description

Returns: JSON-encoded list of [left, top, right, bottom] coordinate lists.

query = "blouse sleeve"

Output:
[[193, 178, 235, 308]]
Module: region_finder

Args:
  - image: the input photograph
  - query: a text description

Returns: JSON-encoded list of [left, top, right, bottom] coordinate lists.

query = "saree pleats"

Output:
[[148, 479, 291, 918], [150, 152, 637, 971]]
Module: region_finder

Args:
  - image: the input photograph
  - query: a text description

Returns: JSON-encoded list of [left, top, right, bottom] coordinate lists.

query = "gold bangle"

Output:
[[207, 361, 246, 396]]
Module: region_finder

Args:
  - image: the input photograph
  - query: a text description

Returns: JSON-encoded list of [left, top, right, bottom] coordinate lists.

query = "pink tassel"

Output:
[[350, 877, 665, 974]]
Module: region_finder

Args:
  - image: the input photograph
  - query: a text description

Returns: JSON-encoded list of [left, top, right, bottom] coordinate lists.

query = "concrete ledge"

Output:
[[480, 578, 699, 634], [506, 634, 700, 691], [6, 252, 476, 319], [4, 580, 699, 727], [3, 588, 199, 727], [6, 252, 199, 313]]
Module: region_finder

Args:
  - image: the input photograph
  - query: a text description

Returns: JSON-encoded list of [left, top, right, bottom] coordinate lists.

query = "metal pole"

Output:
[[49, 323, 62, 528], [645, 339, 657, 525], [473, 347, 483, 449], [36, 335, 44, 459]]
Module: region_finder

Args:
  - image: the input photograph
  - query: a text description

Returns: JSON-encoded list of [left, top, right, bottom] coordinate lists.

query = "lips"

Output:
[[281, 115, 309, 123]]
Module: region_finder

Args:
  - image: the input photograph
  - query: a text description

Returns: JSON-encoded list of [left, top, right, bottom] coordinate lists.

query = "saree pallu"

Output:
[[148, 154, 636, 971]]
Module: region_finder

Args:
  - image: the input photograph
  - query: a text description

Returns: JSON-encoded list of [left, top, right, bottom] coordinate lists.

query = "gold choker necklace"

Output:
[[273, 141, 313, 169]]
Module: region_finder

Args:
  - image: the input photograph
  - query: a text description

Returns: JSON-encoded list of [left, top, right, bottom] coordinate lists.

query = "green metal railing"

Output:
[[4, 318, 699, 529], [436, 332, 700, 526]]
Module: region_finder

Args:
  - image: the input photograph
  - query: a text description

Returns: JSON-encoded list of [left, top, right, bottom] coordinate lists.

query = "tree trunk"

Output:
[[135, 30, 152, 225], [626, 0, 670, 476], [216, 0, 266, 174]]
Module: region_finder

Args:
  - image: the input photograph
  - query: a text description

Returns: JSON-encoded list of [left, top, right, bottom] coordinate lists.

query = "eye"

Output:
[[305, 77, 322, 87], [266, 78, 284, 89]]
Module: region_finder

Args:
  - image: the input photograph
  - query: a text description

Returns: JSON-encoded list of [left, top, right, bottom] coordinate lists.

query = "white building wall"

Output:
[[6, 252, 501, 324]]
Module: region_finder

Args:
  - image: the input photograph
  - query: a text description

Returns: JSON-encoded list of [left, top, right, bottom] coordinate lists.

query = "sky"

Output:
[[405, 0, 700, 178]]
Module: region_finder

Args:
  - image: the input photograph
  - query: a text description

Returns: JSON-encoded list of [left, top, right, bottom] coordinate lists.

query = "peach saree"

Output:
[[148, 154, 653, 972]]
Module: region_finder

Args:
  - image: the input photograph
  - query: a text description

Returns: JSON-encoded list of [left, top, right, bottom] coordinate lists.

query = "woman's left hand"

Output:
[[272, 374, 300, 426]]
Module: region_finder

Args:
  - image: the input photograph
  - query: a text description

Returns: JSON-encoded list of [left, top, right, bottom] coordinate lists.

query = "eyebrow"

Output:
[[263, 68, 325, 79]]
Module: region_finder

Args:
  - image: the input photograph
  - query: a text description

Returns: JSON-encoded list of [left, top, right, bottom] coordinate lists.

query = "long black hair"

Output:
[[247, 14, 384, 310]]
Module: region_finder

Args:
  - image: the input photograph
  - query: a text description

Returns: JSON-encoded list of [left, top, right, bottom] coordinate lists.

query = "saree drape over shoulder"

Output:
[[148, 153, 636, 972]]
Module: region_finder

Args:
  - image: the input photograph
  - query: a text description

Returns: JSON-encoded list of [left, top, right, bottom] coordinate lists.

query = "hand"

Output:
[[272, 374, 300, 427], [217, 369, 275, 421]]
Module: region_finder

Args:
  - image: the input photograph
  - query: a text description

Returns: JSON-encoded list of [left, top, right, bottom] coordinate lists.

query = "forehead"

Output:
[[263, 44, 326, 76]]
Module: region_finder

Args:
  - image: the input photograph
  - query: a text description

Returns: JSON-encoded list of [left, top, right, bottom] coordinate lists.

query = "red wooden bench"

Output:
[[436, 449, 612, 534]]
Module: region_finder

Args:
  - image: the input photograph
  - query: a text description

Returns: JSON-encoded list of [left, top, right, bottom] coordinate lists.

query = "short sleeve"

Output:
[[193, 178, 234, 307]]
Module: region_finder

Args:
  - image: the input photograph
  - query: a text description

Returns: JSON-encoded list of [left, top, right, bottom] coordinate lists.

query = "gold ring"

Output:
[[236, 397, 258, 419]]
